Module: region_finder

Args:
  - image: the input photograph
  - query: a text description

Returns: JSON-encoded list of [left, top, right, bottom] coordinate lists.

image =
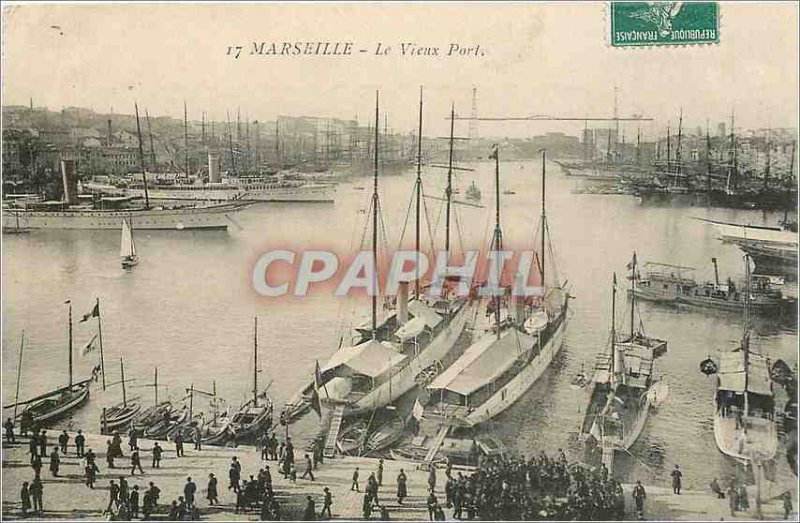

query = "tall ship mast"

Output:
[[282, 92, 475, 430], [422, 148, 570, 428], [580, 253, 668, 474]]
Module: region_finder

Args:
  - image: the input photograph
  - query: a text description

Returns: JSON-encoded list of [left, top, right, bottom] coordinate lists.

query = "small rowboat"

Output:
[[366, 415, 406, 453], [337, 419, 369, 455]]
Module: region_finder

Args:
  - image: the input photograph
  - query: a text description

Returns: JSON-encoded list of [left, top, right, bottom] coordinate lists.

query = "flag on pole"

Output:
[[80, 302, 100, 323], [310, 360, 322, 418], [412, 397, 424, 421], [81, 334, 99, 356], [488, 145, 498, 160]]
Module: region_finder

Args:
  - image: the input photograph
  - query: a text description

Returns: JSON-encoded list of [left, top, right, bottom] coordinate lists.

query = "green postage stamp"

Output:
[[610, 2, 719, 47]]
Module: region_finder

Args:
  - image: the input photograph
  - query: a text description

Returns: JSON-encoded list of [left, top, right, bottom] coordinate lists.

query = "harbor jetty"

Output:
[[2, 430, 796, 520]]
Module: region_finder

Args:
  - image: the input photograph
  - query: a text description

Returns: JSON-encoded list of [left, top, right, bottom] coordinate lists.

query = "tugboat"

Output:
[[465, 181, 481, 203], [632, 259, 785, 314], [581, 254, 668, 473]]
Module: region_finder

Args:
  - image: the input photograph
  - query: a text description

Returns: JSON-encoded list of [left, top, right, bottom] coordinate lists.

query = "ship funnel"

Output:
[[398, 281, 409, 325], [511, 272, 525, 324], [60, 159, 78, 205], [208, 153, 221, 183]]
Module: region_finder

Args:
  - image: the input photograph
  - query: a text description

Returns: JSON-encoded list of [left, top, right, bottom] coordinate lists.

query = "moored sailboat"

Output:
[[4, 301, 91, 426], [705, 255, 778, 464], [283, 92, 475, 423], [423, 148, 570, 428], [101, 357, 142, 433], [580, 255, 668, 472]]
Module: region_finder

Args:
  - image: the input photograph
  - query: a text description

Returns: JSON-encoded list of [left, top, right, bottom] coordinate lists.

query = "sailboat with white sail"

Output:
[[423, 148, 570, 428], [282, 92, 475, 422], [120, 219, 139, 268]]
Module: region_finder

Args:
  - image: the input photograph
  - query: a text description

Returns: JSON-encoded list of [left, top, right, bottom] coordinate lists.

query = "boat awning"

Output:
[[717, 350, 772, 395], [321, 339, 407, 378], [395, 317, 427, 342], [427, 329, 534, 396], [408, 300, 443, 328]]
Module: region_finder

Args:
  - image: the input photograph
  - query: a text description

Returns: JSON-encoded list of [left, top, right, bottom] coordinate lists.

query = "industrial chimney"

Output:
[[208, 153, 221, 183], [60, 159, 78, 205], [107, 119, 113, 147]]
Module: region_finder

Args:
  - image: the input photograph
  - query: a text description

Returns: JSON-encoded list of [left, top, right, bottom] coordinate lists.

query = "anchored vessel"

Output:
[[709, 255, 778, 465], [699, 218, 798, 280], [581, 255, 668, 472], [632, 260, 785, 314], [4, 302, 91, 426], [226, 317, 274, 444], [283, 93, 474, 424], [423, 148, 570, 428], [101, 357, 142, 432]]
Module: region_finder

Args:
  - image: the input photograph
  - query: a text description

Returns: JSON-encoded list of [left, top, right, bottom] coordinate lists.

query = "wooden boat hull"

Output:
[[23, 384, 90, 425], [102, 402, 142, 432], [201, 417, 234, 446], [121, 256, 140, 269], [131, 403, 172, 434], [143, 408, 189, 439], [228, 399, 273, 443], [366, 417, 406, 452]]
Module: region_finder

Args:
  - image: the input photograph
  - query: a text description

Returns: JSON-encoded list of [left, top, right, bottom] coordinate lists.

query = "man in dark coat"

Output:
[[38, 430, 47, 457], [229, 460, 241, 493], [31, 452, 42, 480], [30, 477, 43, 516], [58, 430, 69, 453], [130, 485, 140, 518], [670, 464, 682, 495], [632, 480, 646, 520], [4, 417, 15, 444], [303, 495, 316, 520], [131, 448, 144, 475], [174, 433, 184, 457], [49, 447, 60, 477], [152, 442, 163, 468], [207, 473, 219, 505], [396, 469, 408, 504], [184, 477, 197, 509], [320, 487, 333, 519], [20, 481, 31, 516], [104, 480, 120, 515], [74, 430, 86, 457]]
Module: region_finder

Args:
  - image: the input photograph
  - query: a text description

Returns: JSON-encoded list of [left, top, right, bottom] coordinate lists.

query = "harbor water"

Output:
[[3, 160, 796, 491]]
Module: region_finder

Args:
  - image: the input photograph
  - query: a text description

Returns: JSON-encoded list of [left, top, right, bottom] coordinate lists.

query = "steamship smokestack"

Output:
[[60, 159, 78, 205], [398, 281, 409, 325], [208, 153, 221, 183]]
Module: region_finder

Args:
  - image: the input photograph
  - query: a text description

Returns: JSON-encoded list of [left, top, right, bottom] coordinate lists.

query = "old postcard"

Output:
[[1, 2, 798, 521]]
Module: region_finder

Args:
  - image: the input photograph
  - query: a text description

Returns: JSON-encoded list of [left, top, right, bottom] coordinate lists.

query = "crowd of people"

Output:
[[6, 415, 797, 521], [419, 450, 625, 521]]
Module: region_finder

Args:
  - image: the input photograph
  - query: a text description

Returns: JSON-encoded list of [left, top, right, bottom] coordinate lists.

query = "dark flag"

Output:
[[488, 145, 498, 160], [310, 360, 323, 418], [80, 301, 100, 323]]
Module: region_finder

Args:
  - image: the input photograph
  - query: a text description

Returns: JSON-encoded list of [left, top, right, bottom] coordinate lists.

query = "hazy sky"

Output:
[[2, 2, 798, 139]]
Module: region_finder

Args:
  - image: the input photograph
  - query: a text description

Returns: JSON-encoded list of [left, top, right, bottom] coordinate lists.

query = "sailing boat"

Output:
[[424, 148, 570, 427], [131, 367, 173, 434], [120, 218, 139, 268], [101, 357, 142, 432], [6, 302, 91, 425], [709, 254, 778, 464], [581, 254, 668, 471], [282, 93, 475, 422], [226, 317, 274, 443]]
